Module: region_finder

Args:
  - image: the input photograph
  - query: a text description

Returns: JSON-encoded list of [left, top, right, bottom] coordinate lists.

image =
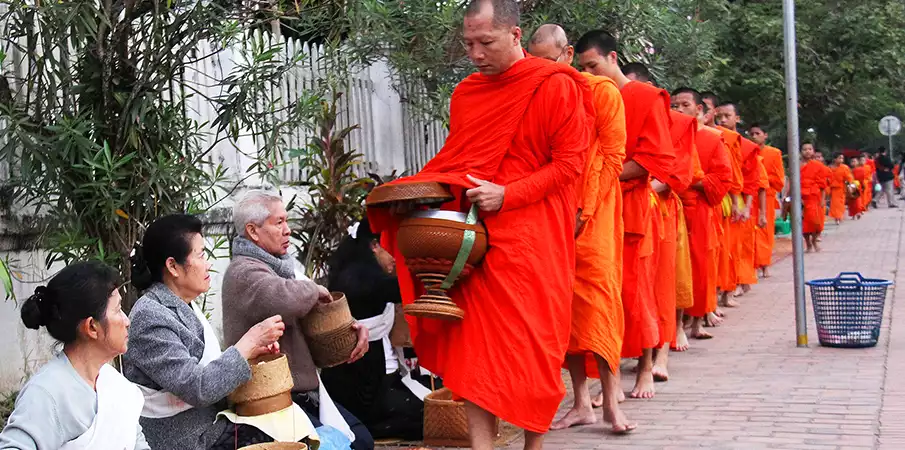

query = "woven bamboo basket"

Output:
[[423, 388, 498, 447], [301, 292, 357, 368], [228, 354, 295, 416], [389, 303, 412, 348], [238, 443, 307, 450]]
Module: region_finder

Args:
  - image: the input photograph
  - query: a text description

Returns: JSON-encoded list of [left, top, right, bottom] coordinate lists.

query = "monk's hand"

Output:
[[758, 213, 767, 229], [466, 175, 505, 211], [348, 322, 370, 363], [650, 179, 669, 194]]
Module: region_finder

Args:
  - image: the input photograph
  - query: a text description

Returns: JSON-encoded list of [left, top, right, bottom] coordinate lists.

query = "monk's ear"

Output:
[[566, 45, 575, 63], [607, 51, 618, 65], [510, 26, 522, 45]]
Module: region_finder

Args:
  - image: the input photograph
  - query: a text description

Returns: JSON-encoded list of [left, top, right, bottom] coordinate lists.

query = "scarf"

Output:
[[232, 236, 296, 280]]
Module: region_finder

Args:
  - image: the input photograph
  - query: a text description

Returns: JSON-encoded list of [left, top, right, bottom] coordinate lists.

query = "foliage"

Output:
[[710, 0, 905, 150], [290, 91, 371, 281], [0, 256, 12, 301], [0, 0, 327, 307], [0, 390, 14, 429]]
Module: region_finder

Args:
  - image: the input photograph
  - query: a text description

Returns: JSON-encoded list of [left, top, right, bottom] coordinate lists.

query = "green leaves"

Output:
[[0, 257, 14, 302]]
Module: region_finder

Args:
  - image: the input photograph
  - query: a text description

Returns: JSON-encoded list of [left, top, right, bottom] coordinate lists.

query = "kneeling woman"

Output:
[[0, 261, 149, 449], [123, 214, 296, 450], [321, 218, 430, 440]]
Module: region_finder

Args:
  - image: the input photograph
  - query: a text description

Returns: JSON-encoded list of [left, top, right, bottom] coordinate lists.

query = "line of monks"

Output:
[[369, 2, 873, 448]]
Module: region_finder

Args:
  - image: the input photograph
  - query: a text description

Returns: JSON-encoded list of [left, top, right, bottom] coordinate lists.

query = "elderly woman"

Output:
[[123, 214, 288, 450], [0, 261, 149, 450], [222, 190, 374, 450], [320, 217, 430, 440]]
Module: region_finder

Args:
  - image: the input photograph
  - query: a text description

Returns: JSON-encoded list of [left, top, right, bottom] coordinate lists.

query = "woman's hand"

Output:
[[347, 323, 370, 363], [236, 315, 285, 360]]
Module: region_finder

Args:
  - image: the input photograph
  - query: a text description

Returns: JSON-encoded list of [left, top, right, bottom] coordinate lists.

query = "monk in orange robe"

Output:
[[528, 24, 633, 435], [672, 88, 732, 342], [849, 158, 866, 218], [800, 143, 828, 252], [828, 153, 854, 224], [576, 30, 675, 400], [621, 62, 697, 383], [715, 102, 763, 300], [701, 92, 741, 322], [368, 3, 595, 447], [863, 155, 876, 209], [748, 124, 785, 278]]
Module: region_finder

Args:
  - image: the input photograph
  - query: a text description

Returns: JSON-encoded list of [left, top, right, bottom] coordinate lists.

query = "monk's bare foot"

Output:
[[734, 284, 751, 297], [705, 312, 723, 327], [761, 267, 771, 278], [630, 371, 655, 399], [652, 365, 668, 382], [602, 404, 637, 435], [674, 328, 690, 352], [550, 406, 598, 430], [691, 329, 713, 339], [617, 389, 625, 403], [724, 297, 740, 307], [591, 391, 604, 408], [714, 307, 726, 318], [814, 242, 822, 252]]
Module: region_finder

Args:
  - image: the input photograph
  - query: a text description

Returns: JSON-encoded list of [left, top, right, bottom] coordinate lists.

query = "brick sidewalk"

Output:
[[379, 207, 904, 449]]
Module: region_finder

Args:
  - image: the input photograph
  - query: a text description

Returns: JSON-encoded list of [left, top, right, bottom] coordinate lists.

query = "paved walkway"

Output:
[[530, 206, 904, 449]]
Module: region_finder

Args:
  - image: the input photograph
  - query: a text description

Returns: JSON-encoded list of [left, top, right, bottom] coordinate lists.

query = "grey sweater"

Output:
[[0, 353, 150, 450], [222, 255, 321, 392], [123, 283, 252, 450]]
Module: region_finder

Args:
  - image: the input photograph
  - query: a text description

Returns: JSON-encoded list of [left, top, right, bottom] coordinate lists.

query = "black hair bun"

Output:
[[21, 286, 49, 330], [130, 243, 153, 291]]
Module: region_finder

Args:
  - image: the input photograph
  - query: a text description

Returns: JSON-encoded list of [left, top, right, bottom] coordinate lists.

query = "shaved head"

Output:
[[622, 62, 652, 83], [528, 24, 573, 63], [465, 0, 520, 28]]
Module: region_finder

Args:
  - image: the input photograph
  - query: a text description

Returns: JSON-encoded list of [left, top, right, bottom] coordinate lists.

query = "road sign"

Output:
[[879, 116, 901, 136]]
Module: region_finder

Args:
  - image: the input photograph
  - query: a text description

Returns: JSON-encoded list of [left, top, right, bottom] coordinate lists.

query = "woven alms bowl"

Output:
[[228, 354, 294, 405], [301, 292, 357, 368], [397, 210, 488, 268], [365, 182, 454, 207]]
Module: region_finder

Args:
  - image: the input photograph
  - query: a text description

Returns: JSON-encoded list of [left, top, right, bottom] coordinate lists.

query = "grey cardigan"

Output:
[[123, 283, 252, 450], [222, 255, 320, 392]]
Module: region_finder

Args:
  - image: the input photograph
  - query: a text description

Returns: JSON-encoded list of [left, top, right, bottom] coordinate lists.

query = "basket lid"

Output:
[[366, 182, 454, 207]]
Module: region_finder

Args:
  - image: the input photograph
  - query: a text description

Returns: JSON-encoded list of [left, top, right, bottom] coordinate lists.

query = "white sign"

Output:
[[879, 116, 901, 136]]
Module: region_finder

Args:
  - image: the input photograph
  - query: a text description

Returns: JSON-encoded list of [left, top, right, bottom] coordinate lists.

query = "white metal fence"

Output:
[[0, 29, 448, 185]]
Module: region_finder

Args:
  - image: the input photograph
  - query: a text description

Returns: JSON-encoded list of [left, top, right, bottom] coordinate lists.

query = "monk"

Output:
[[576, 30, 675, 400], [748, 124, 785, 278], [367, 2, 595, 448], [672, 88, 732, 341], [849, 157, 866, 219], [715, 102, 764, 300], [829, 153, 854, 224], [621, 62, 696, 382], [800, 143, 828, 252], [863, 154, 876, 209], [527, 24, 634, 434], [701, 93, 743, 314]]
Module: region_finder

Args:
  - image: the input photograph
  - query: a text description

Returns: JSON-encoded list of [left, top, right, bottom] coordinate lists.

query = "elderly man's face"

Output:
[[247, 201, 291, 256]]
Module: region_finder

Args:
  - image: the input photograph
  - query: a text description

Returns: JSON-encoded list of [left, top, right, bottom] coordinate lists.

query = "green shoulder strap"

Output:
[[440, 204, 479, 290]]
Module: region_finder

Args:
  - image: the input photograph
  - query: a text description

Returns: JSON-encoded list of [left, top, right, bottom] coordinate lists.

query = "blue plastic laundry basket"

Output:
[[805, 272, 892, 348]]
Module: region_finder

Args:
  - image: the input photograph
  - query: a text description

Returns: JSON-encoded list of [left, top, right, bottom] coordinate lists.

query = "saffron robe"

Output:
[[369, 56, 594, 433], [735, 137, 762, 286], [862, 162, 875, 206], [570, 74, 626, 378], [749, 156, 770, 273], [849, 166, 866, 217], [653, 111, 696, 345], [716, 127, 744, 292], [801, 160, 829, 234], [684, 126, 732, 318], [675, 150, 703, 311], [829, 164, 854, 220], [755, 146, 785, 268], [619, 81, 675, 358]]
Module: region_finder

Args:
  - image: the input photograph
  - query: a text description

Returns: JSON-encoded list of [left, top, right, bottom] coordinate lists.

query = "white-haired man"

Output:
[[222, 190, 373, 450]]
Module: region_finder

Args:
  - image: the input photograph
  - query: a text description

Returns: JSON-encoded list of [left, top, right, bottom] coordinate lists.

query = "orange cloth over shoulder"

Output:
[[849, 166, 867, 217], [570, 73, 626, 378], [801, 160, 829, 234], [829, 164, 854, 220], [369, 56, 594, 433], [619, 80, 674, 358], [863, 162, 875, 206], [755, 146, 785, 269]]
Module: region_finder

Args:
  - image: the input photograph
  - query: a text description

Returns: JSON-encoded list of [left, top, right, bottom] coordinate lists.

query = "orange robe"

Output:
[[735, 137, 762, 286], [849, 166, 866, 216], [829, 164, 854, 220], [716, 128, 744, 293], [863, 161, 875, 206], [675, 151, 703, 311], [684, 126, 732, 318], [619, 81, 675, 358], [570, 74, 626, 377], [755, 146, 785, 268], [369, 57, 594, 432], [896, 165, 901, 190], [801, 160, 829, 234], [654, 111, 696, 346]]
